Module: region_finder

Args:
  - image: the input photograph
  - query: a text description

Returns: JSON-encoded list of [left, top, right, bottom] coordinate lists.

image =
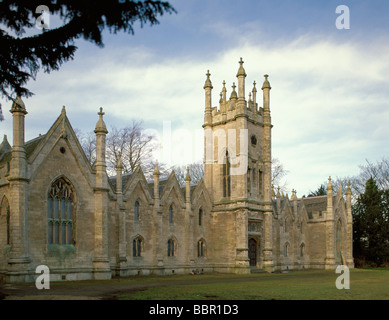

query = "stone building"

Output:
[[0, 59, 353, 283]]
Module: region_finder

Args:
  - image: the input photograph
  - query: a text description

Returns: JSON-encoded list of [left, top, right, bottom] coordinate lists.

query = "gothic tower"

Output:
[[203, 59, 274, 273]]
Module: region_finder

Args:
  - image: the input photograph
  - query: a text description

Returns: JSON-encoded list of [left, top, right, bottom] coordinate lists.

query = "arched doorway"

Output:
[[248, 238, 257, 267], [336, 219, 343, 265]]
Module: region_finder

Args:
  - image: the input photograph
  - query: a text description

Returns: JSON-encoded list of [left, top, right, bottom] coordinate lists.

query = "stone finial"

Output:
[[222, 80, 227, 101], [291, 189, 297, 200], [61, 107, 67, 139], [185, 166, 191, 182], [230, 82, 237, 100], [326, 176, 333, 191], [203, 70, 213, 89], [116, 152, 123, 170], [276, 186, 281, 198], [346, 181, 352, 195], [153, 160, 160, 176], [10, 94, 27, 114], [236, 57, 247, 77], [252, 81, 257, 93], [94, 107, 108, 134], [261, 74, 271, 90]]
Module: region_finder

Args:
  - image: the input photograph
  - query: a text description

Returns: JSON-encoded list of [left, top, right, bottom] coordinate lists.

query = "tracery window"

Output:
[[223, 151, 231, 197], [0, 196, 10, 245], [133, 236, 142, 257], [197, 239, 205, 257], [47, 178, 74, 245], [167, 238, 175, 257]]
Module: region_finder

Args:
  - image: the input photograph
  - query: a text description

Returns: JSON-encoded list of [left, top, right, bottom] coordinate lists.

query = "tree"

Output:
[[307, 184, 327, 197], [352, 178, 389, 266], [171, 161, 204, 187], [74, 128, 96, 164], [76, 120, 157, 177], [272, 157, 288, 193], [106, 120, 157, 176], [0, 1, 176, 100]]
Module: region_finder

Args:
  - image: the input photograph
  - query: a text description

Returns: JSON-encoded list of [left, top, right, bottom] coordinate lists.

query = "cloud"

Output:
[[1, 30, 388, 195]]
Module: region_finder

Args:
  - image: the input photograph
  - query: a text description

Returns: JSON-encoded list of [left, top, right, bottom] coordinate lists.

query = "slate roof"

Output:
[[0, 134, 45, 166]]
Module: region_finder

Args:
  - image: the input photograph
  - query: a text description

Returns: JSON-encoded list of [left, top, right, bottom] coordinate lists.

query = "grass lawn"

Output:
[[116, 269, 389, 300]]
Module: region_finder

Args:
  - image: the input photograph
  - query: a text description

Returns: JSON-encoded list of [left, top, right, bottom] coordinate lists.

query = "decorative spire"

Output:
[[236, 57, 247, 77], [10, 94, 27, 114], [326, 176, 333, 191], [61, 107, 67, 139], [252, 81, 257, 105], [291, 189, 297, 200], [94, 107, 108, 134], [116, 152, 123, 170], [203, 70, 213, 89], [261, 74, 271, 90], [153, 160, 160, 176], [230, 82, 237, 100], [222, 80, 227, 101], [185, 166, 191, 182], [346, 181, 352, 195], [252, 81, 257, 93]]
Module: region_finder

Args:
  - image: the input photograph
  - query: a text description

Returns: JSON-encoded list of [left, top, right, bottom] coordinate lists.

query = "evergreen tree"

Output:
[[307, 184, 327, 197], [0, 1, 176, 100], [352, 178, 389, 266]]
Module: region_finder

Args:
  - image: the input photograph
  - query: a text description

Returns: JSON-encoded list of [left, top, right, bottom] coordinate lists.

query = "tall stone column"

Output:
[[325, 177, 335, 269], [262, 75, 274, 272], [116, 155, 127, 275], [93, 108, 111, 279], [7, 95, 31, 282], [153, 162, 164, 273], [345, 183, 354, 267]]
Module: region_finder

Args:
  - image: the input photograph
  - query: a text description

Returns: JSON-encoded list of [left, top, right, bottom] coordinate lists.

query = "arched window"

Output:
[[336, 219, 343, 264], [133, 236, 142, 257], [134, 201, 140, 221], [284, 219, 287, 233], [47, 178, 74, 245], [284, 243, 289, 257], [300, 243, 305, 257], [169, 205, 173, 224], [167, 238, 175, 257], [0, 196, 10, 245], [198, 239, 205, 257], [198, 208, 202, 226], [223, 151, 231, 197]]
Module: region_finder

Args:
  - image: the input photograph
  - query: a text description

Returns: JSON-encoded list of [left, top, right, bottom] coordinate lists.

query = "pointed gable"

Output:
[[160, 171, 185, 208], [122, 166, 153, 205], [27, 107, 94, 187]]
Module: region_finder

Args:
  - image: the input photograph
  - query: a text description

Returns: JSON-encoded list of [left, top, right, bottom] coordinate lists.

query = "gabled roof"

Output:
[[0, 134, 46, 166], [303, 195, 328, 212]]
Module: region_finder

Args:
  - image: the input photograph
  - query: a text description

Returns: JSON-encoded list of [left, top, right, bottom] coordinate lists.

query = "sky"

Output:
[[1, 0, 389, 196]]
